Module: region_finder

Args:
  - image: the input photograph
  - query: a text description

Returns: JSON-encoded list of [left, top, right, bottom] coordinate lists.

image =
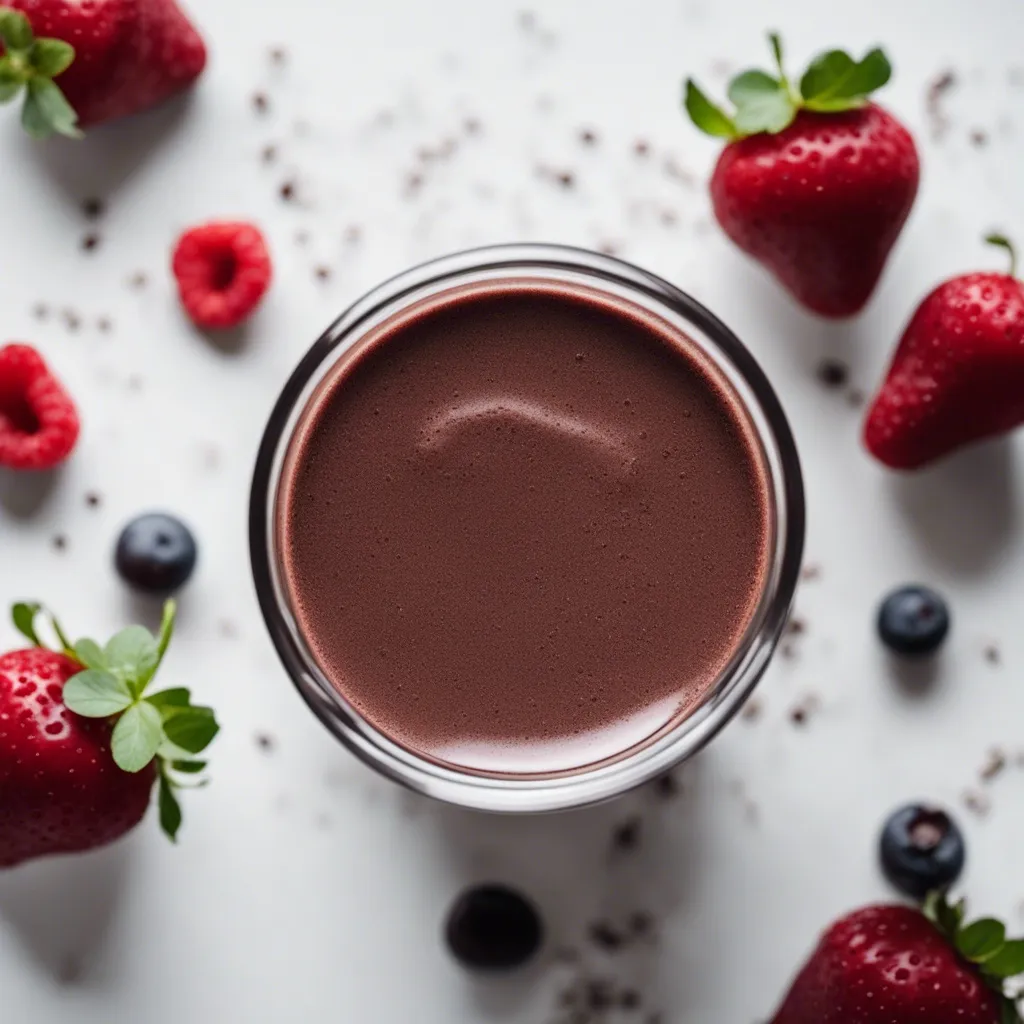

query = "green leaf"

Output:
[[958, 919, 1007, 962], [21, 76, 81, 140], [28, 38, 74, 78], [0, 79, 18, 102], [49, 613, 72, 653], [0, 59, 24, 102], [62, 669, 134, 718], [158, 771, 182, 842], [156, 600, 176, 662], [110, 702, 164, 773], [985, 940, 1024, 979], [0, 9, 34, 51], [768, 32, 785, 77], [104, 626, 159, 693], [683, 79, 737, 139], [73, 638, 107, 671], [172, 760, 207, 774], [1000, 997, 1022, 1024], [12, 602, 43, 647], [728, 70, 797, 135], [162, 706, 219, 754], [800, 47, 892, 111], [147, 687, 191, 712]]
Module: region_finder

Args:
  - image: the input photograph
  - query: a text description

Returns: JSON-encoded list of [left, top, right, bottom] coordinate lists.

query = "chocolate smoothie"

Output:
[[280, 280, 771, 775]]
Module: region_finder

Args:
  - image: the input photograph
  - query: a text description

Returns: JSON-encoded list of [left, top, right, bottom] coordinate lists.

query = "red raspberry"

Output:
[[0, 345, 81, 471], [172, 221, 273, 329]]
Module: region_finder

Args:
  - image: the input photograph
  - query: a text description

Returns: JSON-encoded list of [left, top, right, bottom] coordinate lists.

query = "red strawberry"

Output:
[[0, 647, 153, 867], [685, 35, 920, 317], [0, 601, 219, 866], [0, 343, 80, 470], [865, 235, 1024, 469], [0, 1, 205, 139], [771, 897, 1024, 1024], [172, 221, 273, 330]]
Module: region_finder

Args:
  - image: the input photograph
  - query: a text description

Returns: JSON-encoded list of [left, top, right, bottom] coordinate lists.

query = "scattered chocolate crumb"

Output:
[[314, 265, 332, 282], [32, 302, 49, 320], [588, 921, 625, 952], [416, 145, 435, 163], [847, 387, 866, 408], [57, 953, 85, 985], [269, 46, 287, 65], [801, 563, 822, 582], [84, 491, 101, 509], [556, 170, 575, 188], [579, 128, 598, 146], [81, 197, 105, 219], [817, 358, 849, 389], [663, 156, 696, 187], [463, 117, 482, 136], [255, 732, 276, 754], [62, 309, 82, 331], [634, 139, 651, 157], [597, 241, 620, 256], [584, 979, 615, 1013], [969, 129, 989, 148], [653, 772, 679, 799], [926, 70, 958, 140], [344, 224, 362, 244], [659, 208, 678, 226], [552, 946, 580, 964], [405, 172, 424, 194], [785, 616, 806, 636], [252, 92, 270, 114], [96, 316, 113, 333], [217, 618, 238, 639], [983, 643, 1001, 665], [81, 234, 100, 252], [279, 180, 296, 201], [52, 534, 67, 552], [438, 136, 457, 158], [710, 58, 734, 80], [128, 271, 148, 290], [261, 144, 278, 164], [789, 695, 820, 726], [620, 990, 641, 1010], [981, 748, 1007, 782], [612, 817, 642, 852], [780, 641, 797, 660], [741, 698, 763, 722], [963, 789, 991, 817]]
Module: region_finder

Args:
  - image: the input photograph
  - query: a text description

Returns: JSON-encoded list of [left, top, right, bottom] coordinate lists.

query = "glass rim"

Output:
[[249, 243, 805, 813]]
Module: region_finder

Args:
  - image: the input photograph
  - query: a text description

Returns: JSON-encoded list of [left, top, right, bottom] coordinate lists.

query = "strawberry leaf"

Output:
[[985, 940, 1024, 979], [958, 919, 1007, 962], [104, 626, 159, 695], [800, 47, 891, 112], [728, 70, 797, 135], [21, 76, 80, 140], [28, 38, 73, 78], [73, 638, 107, 670], [12, 602, 43, 647], [148, 687, 191, 711], [158, 770, 183, 843], [684, 79, 738, 139], [162, 706, 219, 754], [0, 8, 33, 51], [986, 233, 1018, 278], [63, 669, 134, 718], [172, 760, 207, 774], [111, 701, 164, 773], [1000, 997, 1022, 1024]]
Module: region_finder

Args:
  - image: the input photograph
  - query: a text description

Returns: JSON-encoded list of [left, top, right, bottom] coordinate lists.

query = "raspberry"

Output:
[[0, 345, 81, 471], [171, 222, 273, 329]]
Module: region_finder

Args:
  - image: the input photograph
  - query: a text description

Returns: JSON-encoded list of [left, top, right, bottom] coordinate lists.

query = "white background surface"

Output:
[[2, 0, 1023, 1020]]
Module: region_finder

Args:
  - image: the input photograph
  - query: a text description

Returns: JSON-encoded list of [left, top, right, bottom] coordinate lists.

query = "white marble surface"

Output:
[[2, 0, 1024, 1020]]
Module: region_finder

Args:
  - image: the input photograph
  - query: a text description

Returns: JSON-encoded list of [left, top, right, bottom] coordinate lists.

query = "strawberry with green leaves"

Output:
[[685, 34, 920, 318], [0, 600, 217, 867], [771, 892, 1024, 1024]]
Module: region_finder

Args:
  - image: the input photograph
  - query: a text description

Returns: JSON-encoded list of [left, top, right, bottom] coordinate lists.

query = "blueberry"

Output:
[[444, 884, 543, 970], [115, 513, 198, 593], [880, 805, 965, 900], [877, 585, 950, 656]]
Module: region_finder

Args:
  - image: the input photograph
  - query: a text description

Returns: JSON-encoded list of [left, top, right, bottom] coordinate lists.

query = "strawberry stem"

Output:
[[986, 233, 1018, 278]]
